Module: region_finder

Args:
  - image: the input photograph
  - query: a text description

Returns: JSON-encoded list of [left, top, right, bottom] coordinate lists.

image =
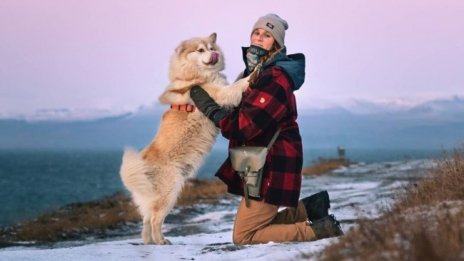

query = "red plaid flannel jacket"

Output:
[[216, 66, 303, 207]]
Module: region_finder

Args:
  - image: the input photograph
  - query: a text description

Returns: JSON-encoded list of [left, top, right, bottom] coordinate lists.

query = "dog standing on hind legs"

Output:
[[119, 33, 250, 245]]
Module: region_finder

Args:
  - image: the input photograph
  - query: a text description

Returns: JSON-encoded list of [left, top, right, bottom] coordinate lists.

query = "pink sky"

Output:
[[0, 0, 463, 115]]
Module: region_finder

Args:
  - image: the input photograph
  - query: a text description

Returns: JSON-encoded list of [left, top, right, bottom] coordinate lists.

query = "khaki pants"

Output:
[[232, 197, 317, 244]]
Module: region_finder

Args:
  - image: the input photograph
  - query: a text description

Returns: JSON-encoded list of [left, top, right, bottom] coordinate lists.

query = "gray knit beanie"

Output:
[[251, 13, 288, 48]]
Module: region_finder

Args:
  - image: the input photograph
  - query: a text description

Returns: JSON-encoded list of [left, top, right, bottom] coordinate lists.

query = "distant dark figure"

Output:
[[338, 146, 346, 160]]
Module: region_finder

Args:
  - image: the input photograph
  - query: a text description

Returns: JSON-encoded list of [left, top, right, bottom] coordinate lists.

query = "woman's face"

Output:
[[250, 28, 275, 51]]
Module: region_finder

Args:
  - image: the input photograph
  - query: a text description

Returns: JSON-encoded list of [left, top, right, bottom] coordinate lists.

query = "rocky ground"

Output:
[[0, 179, 228, 247], [0, 159, 349, 247]]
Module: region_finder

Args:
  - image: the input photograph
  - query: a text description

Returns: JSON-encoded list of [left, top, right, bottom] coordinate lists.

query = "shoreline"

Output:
[[0, 160, 344, 247], [1, 149, 462, 259], [302, 157, 349, 176], [0, 179, 228, 247]]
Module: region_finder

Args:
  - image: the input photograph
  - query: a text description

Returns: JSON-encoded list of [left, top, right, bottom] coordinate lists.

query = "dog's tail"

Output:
[[120, 147, 154, 195]]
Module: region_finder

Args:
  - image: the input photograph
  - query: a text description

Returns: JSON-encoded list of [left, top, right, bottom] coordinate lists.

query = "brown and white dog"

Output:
[[119, 33, 249, 245]]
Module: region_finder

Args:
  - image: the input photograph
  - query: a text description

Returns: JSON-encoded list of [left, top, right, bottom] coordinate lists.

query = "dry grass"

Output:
[[177, 179, 227, 205], [318, 204, 464, 260], [302, 158, 349, 176], [0, 193, 139, 243], [315, 148, 464, 261], [394, 150, 464, 209], [0, 179, 227, 244]]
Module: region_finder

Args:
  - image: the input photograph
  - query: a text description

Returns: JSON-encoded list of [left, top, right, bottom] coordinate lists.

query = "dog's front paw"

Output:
[[236, 76, 251, 91]]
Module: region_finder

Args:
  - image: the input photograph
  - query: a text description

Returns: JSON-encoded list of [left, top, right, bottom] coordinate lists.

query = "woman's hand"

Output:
[[190, 85, 227, 126]]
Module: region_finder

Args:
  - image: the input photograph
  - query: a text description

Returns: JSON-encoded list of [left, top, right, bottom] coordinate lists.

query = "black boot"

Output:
[[309, 214, 344, 239], [301, 190, 330, 221]]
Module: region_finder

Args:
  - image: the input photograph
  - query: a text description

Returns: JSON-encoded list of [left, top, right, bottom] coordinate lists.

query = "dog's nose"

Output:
[[209, 52, 219, 65]]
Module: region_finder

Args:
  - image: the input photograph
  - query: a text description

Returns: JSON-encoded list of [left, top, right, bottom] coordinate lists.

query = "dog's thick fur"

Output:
[[120, 33, 249, 245]]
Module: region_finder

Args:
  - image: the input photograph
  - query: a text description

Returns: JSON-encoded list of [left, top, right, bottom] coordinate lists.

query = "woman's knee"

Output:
[[232, 230, 252, 245]]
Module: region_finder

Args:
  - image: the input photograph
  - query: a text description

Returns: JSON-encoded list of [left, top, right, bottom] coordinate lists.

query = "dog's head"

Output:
[[169, 33, 225, 82]]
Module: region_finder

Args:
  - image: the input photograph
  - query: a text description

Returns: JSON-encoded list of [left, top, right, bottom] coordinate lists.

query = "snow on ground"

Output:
[[0, 159, 434, 261], [0, 233, 337, 261]]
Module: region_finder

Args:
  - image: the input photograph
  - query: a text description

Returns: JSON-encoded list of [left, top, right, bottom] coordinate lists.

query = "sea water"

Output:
[[0, 147, 443, 226]]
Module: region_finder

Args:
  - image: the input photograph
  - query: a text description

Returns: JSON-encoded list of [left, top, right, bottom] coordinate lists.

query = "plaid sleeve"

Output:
[[219, 67, 292, 142]]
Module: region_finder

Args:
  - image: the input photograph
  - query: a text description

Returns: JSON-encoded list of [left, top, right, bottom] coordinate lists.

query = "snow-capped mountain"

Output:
[[305, 96, 464, 116], [1, 96, 463, 122], [0, 96, 463, 150]]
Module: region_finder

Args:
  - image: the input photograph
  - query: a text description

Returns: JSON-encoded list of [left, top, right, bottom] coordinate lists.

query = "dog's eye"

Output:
[[197, 48, 205, 53], [209, 47, 215, 51]]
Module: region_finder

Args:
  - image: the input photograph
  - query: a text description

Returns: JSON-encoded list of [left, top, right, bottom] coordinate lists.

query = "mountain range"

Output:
[[1, 97, 463, 150]]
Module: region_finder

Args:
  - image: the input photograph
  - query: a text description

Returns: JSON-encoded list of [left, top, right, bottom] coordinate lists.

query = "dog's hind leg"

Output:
[[150, 213, 170, 245], [141, 214, 154, 244], [150, 197, 172, 245], [150, 189, 180, 245]]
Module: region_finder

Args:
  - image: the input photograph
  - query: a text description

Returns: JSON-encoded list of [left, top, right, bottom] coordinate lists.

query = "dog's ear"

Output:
[[175, 44, 185, 55], [175, 40, 190, 55], [209, 33, 217, 43]]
